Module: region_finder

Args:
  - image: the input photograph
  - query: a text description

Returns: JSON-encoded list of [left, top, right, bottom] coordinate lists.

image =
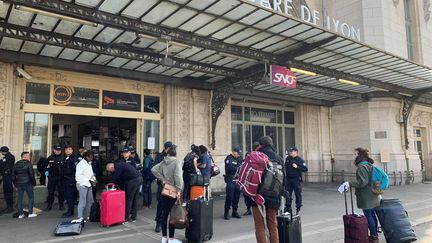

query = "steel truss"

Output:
[[0, 22, 238, 77]]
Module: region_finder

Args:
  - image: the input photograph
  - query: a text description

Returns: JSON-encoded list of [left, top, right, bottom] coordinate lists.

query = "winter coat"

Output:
[[12, 159, 34, 186], [349, 161, 382, 209]]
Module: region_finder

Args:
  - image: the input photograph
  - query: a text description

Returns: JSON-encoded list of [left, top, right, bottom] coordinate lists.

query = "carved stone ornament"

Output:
[[425, 0, 431, 22], [411, 111, 432, 125], [393, 0, 400, 6]]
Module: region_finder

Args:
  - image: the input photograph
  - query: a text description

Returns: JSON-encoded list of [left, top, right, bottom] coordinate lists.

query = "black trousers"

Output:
[[155, 182, 163, 224], [125, 177, 143, 220], [2, 175, 13, 207], [47, 176, 64, 206], [61, 180, 76, 212], [160, 195, 176, 238], [225, 180, 241, 211], [285, 178, 302, 209]]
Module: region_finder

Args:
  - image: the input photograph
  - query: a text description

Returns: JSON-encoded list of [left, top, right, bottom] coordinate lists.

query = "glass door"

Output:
[[23, 113, 49, 165]]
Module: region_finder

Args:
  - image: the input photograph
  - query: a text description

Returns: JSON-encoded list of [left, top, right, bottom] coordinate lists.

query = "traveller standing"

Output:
[[154, 141, 174, 232], [284, 146, 308, 215], [198, 145, 211, 179], [223, 146, 242, 220], [0, 146, 15, 214], [75, 151, 95, 221], [344, 147, 382, 243], [106, 160, 143, 222], [45, 145, 65, 211], [130, 147, 141, 169], [142, 148, 154, 207], [151, 144, 183, 243], [253, 136, 284, 243], [61, 145, 79, 218], [12, 152, 37, 219], [182, 144, 201, 202]]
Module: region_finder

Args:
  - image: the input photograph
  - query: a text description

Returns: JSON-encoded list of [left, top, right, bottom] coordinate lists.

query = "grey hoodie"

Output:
[[151, 156, 183, 192]]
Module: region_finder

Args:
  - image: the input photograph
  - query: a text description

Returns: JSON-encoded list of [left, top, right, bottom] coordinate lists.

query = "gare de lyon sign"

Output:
[[247, 0, 361, 41]]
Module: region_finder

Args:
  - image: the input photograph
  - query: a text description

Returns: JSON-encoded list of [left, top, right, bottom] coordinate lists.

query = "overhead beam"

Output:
[[0, 22, 238, 77], [289, 60, 421, 96], [4, 0, 279, 63], [235, 89, 333, 106], [281, 36, 338, 61], [0, 49, 213, 90]]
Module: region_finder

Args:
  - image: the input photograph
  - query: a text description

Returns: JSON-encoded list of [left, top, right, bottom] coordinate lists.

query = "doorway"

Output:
[[52, 114, 137, 164]]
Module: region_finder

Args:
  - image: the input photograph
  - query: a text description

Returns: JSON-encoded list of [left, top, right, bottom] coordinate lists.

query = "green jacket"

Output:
[[151, 156, 183, 192], [349, 162, 381, 209]]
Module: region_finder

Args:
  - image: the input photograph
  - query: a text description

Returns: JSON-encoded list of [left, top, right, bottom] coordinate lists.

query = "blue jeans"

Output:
[[363, 208, 379, 236], [142, 180, 152, 206], [17, 184, 34, 215]]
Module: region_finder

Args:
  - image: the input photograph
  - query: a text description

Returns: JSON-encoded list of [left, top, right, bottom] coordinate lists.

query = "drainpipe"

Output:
[[329, 107, 335, 182]]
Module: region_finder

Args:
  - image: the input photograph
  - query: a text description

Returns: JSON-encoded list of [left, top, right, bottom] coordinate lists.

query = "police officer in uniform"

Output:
[[0, 146, 15, 214], [129, 147, 141, 170], [61, 145, 79, 217], [224, 147, 242, 220], [45, 145, 65, 211], [284, 146, 308, 215]]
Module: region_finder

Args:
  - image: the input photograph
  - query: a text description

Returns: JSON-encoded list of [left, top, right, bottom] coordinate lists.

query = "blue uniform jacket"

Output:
[[285, 156, 308, 180], [224, 154, 241, 179]]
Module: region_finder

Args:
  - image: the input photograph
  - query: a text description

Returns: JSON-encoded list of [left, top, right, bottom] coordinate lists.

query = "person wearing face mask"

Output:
[[45, 145, 65, 212], [75, 151, 95, 221], [284, 146, 308, 215], [60, 145, 79, 218], [0, 146, 15, 214]]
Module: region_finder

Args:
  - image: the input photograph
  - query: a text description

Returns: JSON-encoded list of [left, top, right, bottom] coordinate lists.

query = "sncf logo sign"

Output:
[[270, 65, 297, 89]]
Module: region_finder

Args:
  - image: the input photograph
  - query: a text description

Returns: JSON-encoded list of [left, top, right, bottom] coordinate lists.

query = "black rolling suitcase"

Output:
[[277, 212, 302, 243], [186, 186, 213, 243], [54, 219, 84, 236], [376, 198, 416, 243]]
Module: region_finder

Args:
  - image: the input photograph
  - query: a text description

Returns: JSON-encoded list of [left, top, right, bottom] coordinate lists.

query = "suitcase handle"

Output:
[[344, 187, 355, 215], [105, 183, 117, 191]]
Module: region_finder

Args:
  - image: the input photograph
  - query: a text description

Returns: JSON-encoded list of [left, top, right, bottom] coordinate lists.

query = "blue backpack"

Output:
[[360, 162, 389, 194], [142, 156, 156, 182]]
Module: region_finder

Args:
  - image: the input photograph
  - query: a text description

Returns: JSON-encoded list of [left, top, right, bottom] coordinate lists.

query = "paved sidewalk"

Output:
[[0, 183, 431, 243]]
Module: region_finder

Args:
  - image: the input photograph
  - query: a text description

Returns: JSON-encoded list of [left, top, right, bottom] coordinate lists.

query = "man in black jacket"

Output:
[[61, 145, 79, 217], [12, 152, 37, 218], [45, 145, 65, 211], [0, 146, 15, 214], [285, 146, 308, 215], [224, 146, 242, 220]]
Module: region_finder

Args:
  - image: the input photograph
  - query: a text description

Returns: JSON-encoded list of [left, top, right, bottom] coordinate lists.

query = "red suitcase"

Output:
[[343, 188, 369, 243], [100, 183, 126, 227]]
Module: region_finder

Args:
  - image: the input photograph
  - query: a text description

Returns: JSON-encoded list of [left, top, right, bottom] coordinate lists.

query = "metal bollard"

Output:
[[410, 170, 415, 182], [342, 170, 345, 182], [399, 171, 403, 186], [393, 171, 397, 186], [325, 170, 329, 183]]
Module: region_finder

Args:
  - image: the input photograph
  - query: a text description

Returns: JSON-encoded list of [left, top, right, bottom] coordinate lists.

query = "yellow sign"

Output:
[[53, 85, 75, 106]]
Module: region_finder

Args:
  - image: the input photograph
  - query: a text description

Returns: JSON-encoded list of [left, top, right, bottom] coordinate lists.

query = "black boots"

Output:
[[243, 207, 251, 216], [224, 209, 230, 220], [62, 209, 74, 218], [44, 204, 52, 211], [0, 206, 13, 214], [59, 204, 65, 211], [232, 210, 241, 219], [296, 207, 301, 215]]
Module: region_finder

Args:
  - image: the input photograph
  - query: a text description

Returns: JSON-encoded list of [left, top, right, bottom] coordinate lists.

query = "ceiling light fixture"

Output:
[[290, 67, 317, 76], [15, 5, 98, 27], [398, 92, 413, 97], [338, 79, 360, 86], [218, 52, 258, 62]]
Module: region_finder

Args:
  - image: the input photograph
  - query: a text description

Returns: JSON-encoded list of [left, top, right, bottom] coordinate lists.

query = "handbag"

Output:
[[89, 175, 97, 187], [169, 202, 189, 229], [189, 173, 210, 186], [211, 164, 220, 178], [161, 183, 177, 199]]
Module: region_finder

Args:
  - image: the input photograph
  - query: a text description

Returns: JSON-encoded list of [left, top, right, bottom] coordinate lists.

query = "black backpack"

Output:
[[258, 160, 285, 198]]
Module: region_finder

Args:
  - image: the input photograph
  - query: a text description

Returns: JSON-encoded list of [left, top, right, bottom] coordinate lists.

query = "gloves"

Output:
[[45, 171, 49, 177]]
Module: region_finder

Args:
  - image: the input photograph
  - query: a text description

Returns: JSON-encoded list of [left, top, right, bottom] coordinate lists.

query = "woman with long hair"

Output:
[[348, 147, 381, 243]]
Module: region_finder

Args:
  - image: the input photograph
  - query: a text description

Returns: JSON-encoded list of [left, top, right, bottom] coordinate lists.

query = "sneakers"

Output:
[[28, 214, 37, 218], [168, 239, 182, 243], [18, 214, 25, 219], [161, 238, 168, 243]]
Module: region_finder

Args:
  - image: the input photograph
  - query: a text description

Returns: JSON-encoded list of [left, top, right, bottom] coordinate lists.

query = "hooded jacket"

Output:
[[151, 156, 183, 192], [12, 159, 34, 186]]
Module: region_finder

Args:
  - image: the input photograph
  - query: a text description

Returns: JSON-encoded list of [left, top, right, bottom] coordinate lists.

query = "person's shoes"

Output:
[[224, 209, 230, 220], [243, 208, 251, 216], [44, 205, 52, 211], [232, 210, 241, 219], [369, 235, 379, 243], [296, 207, 301, 215], [168, 239, 182, 243], [18, 214, 25, 219], [3, 207, 13, 214], [59, 204, 65, 211], [0, 208, 8, 214], [28, 214, 37, 218], [61, 211, 74, 218], [155, 222, 161, 232], [161, 238, 168, 243], [130, 217, 137, 223]]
